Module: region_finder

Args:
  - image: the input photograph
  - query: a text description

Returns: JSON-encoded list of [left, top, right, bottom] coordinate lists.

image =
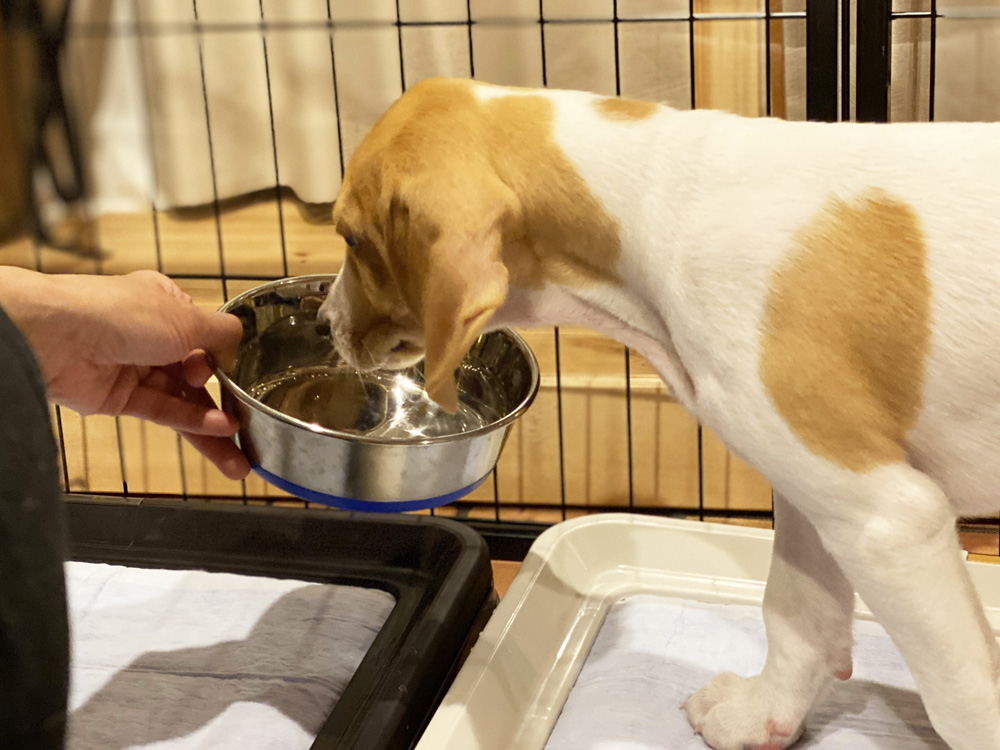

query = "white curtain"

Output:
[[891, 7, 1000, 123], [61, 0, 997, 217], [60, 0, 790, 215]]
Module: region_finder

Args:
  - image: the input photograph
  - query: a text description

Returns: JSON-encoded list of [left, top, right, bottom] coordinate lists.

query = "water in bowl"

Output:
[[248, 365, 495, 439]]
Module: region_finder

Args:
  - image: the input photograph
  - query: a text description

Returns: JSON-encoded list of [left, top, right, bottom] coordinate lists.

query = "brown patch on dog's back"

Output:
[[595, 96, 659, 122], [760, 190, 931, 472]]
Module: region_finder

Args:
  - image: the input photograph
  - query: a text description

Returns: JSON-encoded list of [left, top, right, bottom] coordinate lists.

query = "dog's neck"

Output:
[[486, 94, 710, 408], [488, 281, 697, 409]]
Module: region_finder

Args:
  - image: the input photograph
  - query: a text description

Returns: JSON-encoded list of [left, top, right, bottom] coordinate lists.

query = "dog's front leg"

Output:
[[683, 494, 855, 749]]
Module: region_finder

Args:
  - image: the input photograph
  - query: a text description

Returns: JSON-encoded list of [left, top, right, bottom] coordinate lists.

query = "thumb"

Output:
[[185, 310, 243, 372]]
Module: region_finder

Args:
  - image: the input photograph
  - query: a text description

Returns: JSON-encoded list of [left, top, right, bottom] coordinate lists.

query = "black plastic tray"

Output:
[[64, 496, 496, 750]]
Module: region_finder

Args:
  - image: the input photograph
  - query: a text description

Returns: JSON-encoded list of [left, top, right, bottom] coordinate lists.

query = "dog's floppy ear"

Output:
[[422, 224, 509, 413], [405, 175, 515, 413]]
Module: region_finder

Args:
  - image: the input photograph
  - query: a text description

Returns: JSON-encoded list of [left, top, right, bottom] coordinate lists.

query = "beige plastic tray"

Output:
[[416, 513, 1000, 750]]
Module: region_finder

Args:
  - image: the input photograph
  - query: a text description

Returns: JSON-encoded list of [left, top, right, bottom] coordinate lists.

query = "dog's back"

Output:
[[496, 81, 1000, 514], [671, 115, 1000, 516], [329, 78, 1000, 749]]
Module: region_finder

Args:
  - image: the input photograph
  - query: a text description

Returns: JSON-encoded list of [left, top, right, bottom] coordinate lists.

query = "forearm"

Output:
[[0, 267, 77, 385]]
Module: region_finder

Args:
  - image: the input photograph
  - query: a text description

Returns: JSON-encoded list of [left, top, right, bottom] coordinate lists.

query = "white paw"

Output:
[[682, 673, 805, 750]]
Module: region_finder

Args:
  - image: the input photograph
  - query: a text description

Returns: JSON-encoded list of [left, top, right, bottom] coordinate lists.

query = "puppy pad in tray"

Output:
[[545, 594, 943, 750], [415, 515, 1000, 750], [65, 497, 496, 750], [66, 561, 395, 750]]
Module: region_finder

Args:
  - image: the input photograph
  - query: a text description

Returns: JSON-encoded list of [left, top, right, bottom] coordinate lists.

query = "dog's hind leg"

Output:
[[809, 464, 1000, 750], [687, 465, 1000, 750], [683, 494, 855, 750]]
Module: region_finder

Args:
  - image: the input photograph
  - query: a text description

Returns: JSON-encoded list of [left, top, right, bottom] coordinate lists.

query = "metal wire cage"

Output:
[[1, 0, 998, 557]]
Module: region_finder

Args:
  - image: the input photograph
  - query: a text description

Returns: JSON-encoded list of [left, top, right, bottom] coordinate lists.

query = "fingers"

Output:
[[125, 271, 243, 370], [181, 350, 215, 389], [187, 311, 243, 373], [134, 365, 251, 480], [179, 431, 251, 481], [154, 350, 221, 390], [121, 383, 239, 436]]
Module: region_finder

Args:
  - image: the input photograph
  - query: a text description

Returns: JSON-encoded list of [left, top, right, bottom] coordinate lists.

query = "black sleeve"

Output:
[[0, 302, 69, 750]]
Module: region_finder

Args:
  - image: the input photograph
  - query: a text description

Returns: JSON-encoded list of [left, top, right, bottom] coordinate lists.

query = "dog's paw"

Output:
[[682, 673, 804, 750]]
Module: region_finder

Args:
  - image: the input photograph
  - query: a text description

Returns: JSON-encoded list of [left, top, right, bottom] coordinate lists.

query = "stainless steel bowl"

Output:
[[215, 275, 539, 511]]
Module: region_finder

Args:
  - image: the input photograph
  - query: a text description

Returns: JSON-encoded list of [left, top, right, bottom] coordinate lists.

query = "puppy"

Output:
[[319, 77, 1000, 750]]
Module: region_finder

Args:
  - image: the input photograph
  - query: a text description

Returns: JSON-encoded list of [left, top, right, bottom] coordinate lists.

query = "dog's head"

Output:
[[321, 78, 519, 413], [321, 77, 627, 412]]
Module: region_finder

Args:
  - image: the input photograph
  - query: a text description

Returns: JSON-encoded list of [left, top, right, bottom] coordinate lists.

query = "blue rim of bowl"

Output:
[[214, 274, 540, 447], [251, 463, 489, 512]]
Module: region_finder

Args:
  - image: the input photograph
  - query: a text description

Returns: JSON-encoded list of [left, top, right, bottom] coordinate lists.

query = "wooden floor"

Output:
[[490, 560, 522, 599]]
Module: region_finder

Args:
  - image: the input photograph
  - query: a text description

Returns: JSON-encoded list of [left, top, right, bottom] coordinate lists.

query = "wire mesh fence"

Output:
[[2, 0, 999, 553]]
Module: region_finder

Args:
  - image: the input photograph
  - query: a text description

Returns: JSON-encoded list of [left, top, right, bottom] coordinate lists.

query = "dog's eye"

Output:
[[343, 235, 358, 248]]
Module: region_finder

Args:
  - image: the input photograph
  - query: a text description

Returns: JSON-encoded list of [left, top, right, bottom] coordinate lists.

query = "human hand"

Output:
[[0, 268, 251, 480]]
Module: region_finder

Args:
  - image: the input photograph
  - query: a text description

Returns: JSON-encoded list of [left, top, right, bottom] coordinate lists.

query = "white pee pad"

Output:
[[416, 516, 1000, 750], [65, 561, 396, 750], [545, 594, 943, 750]]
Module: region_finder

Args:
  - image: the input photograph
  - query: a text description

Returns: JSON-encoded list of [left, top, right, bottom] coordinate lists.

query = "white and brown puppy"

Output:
[[319, 77, 1000, 750]]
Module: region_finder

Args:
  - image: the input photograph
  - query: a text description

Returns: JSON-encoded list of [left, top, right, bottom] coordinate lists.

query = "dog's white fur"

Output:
[[321, 79, 1000, 750]]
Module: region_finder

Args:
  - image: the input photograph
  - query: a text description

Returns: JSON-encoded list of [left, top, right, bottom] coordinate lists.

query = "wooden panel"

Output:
[[61, 412, 124, 494], [157, 208, 223, 277], [118, 417, 184, 495], [693, 0, 762, 12], [491, 560, 521, 598], [559, 329, 630, 507], [631, 388, 701, 509], [693, 0, 765, 116], [280, 197, 347, 276], [59, 408, 89, 492], [770, 0, 788, 119], [96, 212, 159, 275], [702, 427, 773, 510], [891, 18, 932, 123], [495, 328, 564, 507]]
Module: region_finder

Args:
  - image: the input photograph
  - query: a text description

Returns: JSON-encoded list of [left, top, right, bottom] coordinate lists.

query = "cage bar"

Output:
[[856, 0, 891, 122], [192, 0, 230, 301], [928, 0, 937, 121], [806, 0, 838, 121], [257, 0, 289, 278]]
